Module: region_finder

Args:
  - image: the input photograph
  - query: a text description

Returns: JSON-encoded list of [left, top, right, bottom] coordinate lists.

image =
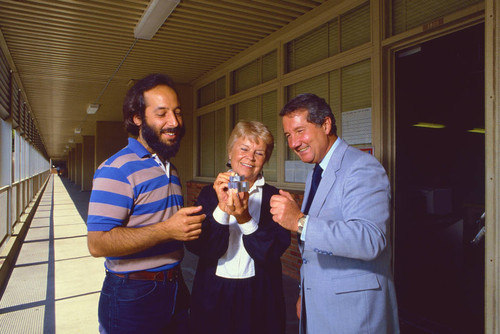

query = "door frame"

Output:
[[485, 1, 500, 333], [381, 2, 499, 332]]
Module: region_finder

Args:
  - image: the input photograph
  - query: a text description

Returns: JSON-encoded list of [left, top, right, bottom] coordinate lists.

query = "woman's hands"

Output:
[[213, 171, 252, 224]]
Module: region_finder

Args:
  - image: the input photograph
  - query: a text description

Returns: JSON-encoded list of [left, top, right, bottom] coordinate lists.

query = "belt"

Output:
[[110, 266, 180, 281]]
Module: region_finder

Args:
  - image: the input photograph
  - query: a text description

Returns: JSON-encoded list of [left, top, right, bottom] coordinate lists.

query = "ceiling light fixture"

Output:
[[74, 128, 82, 134], [467, 128, 485, 134], [412, 122, 446, 129], [87, 104, 100, 114], [134, 0, 180, 40]]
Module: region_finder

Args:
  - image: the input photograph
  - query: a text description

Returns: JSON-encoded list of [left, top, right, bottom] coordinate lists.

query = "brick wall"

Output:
[[186, 180, 304, 281]]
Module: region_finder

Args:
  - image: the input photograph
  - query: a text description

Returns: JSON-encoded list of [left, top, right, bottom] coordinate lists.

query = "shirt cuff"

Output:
[[300, 216, 310, 241], [213, 206, 230, 225], [238, 218, 259, 235]]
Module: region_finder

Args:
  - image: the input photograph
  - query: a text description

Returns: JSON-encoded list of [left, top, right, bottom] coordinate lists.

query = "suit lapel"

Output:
[[307, 138, 348, 216]]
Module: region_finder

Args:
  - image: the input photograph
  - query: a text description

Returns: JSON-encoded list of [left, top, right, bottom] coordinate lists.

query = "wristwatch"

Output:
[[297, 215, 307, 235]]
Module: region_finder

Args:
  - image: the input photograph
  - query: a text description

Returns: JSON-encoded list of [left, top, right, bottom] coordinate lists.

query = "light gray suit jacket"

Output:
[[299, 138, 399, 333]]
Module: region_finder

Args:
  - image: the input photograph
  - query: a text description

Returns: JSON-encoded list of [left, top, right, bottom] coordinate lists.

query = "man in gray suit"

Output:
[[270, 93, 399, 333]]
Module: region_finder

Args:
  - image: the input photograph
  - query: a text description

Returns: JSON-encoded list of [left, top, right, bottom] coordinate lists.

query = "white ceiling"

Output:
[[0, 0, 326, 159]]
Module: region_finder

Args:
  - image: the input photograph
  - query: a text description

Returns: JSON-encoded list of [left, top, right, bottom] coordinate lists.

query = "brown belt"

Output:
[[111, 266, 179, 281]]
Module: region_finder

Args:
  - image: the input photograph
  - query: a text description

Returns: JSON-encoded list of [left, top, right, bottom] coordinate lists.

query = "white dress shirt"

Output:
[[213, 175, 265, 279]]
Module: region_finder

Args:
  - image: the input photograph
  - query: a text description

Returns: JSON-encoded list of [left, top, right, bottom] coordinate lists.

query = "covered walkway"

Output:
[[0, 175, 104, 333], [0, 174, 299, 333]]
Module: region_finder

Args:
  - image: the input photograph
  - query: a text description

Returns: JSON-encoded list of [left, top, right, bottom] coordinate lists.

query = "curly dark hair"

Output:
[[279, 93, 337, 136], [123, 73, 176, 136]]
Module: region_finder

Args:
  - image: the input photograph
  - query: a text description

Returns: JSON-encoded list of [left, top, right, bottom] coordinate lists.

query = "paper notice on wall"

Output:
[[341, 108, 372, 145]]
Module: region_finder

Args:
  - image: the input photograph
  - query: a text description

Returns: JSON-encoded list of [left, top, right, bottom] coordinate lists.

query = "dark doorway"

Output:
[[394, 24, 485, 333]]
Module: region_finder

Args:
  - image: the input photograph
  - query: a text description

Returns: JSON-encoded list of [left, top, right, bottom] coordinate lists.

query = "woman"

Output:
[[186, 120, 291, 334]]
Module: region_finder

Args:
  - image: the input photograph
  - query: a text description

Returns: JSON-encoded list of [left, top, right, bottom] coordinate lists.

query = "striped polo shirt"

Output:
[[87, 137, 184, 273]]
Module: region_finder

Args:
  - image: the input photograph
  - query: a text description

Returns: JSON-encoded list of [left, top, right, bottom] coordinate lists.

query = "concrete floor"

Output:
[[0, 175, 299, 333]]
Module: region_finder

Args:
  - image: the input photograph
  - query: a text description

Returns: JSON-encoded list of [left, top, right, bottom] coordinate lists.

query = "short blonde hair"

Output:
[[227, 120, 274, 163]]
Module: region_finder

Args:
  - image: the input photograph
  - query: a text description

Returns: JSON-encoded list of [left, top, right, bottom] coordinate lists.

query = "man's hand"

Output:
[[270, 189, 303, 232], [161, 206, 205, 241], [87, 205, 205, 258]]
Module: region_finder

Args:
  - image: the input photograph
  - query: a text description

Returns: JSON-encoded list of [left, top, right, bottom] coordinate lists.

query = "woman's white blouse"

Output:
[[213, 175, 265, 279]]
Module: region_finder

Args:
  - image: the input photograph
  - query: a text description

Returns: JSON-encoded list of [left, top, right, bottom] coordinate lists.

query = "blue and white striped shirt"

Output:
[[87, 137, 184, 273]]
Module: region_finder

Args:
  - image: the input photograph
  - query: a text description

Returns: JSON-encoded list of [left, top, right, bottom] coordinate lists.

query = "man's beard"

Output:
[[141, 120, 185, 161]]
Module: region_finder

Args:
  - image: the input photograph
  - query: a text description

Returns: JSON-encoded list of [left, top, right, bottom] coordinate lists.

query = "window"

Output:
[[286, 2, 370, 73], [197, 76, 225, 108], [232, 50, 277, 94], [197, 108, 226, 177], [391, 0, 481, 35]]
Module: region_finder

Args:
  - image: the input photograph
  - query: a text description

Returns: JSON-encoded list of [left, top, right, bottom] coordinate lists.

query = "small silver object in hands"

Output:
[[228, 174, 249, 193]]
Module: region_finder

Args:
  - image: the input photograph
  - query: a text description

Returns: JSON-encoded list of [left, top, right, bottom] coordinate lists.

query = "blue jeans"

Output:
[[98, 271, 190, 334]]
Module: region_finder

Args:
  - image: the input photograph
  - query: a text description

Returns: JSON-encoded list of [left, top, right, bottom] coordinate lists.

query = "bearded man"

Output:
[[87, 73, 205, 334]]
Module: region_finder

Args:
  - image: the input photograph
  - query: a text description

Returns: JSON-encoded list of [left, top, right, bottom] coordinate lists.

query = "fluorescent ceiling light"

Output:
[[134, 0, 180, 40], [412, 122, 446, 129], [398, 46, 422, 58], [87, 103, 100, 114], [467, 128, 485, 134]]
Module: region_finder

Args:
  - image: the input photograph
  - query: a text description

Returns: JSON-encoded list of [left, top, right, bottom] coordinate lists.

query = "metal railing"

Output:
[[0, 170, 50, 248]]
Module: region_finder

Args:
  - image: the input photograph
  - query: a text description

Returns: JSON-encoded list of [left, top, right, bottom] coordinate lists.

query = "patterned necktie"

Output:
[[303, 164, 323, 215]]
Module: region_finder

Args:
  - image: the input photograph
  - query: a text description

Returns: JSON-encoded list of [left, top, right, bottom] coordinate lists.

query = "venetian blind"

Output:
[[233, 96, 259, 123], [12, 80, 19, 131], [262, 51, 277, 83], [216, 76, 226, 100], [341, 2, 370, 52], [342, 59, 371, 112], [198, 109, 226, 177], [214, 109, 227, 174], [198, 76, 226, 108], [198, 112, 216, 176], [287, 25, 329, 72], [286, 2, 370, 73], [233, 60, 260, 94], [261, 91, 277, 181], [329, 69, 341, 136], [329, 18, 339, 57], [0, 49, 9, 120], [392, 0, 481, 35]]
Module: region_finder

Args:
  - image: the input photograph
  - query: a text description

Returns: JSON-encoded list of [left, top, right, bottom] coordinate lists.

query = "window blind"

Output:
[[287, 25, 329, 72], [328, 18, 340, 57], [233, 60, 260, 94], [286, 1, 370, 73], [262, 50, 277, 83], [392, 0, 480, 35], [329, 69, 341, 136], [0, 49, 9, 120], [261, 91, 277, 181], [198, 76, 226, 108], [198, 112, 215, 177], [341, 2, 370, 52], [341, 59, 371, 112]]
